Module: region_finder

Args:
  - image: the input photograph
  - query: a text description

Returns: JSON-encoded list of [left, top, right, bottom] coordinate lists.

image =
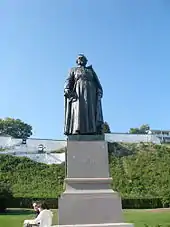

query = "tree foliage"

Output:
[[103, 121, 111, 133], [0, 118, 32, 138], [129, 124, 150, 134]]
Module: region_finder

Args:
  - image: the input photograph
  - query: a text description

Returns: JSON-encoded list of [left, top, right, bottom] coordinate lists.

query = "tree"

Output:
[[129, 128, 140, 134], [0, 118, 32, 138], [129, 124, 150, 134], [103, 121, 111, 133], [140, 124, 150, 134]]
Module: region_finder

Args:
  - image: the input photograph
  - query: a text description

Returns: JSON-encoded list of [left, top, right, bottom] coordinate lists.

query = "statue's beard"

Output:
[[78, 61, 85, 66]]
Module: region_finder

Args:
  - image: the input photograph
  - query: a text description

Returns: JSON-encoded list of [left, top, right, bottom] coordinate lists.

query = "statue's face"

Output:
[[77, 55, 87, 66]]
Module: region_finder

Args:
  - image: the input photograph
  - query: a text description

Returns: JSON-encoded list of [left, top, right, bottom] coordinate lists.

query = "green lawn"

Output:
[[0, 209, 170, 227], [0, 209, 58, 227], [124, 209, 170, 227]]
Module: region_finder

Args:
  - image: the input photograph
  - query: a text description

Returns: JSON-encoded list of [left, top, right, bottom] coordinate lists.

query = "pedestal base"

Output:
[[59, 177, 123, 225], [59, 188, 122, 225], [53, 223, 133, 227], [58, 138, 133, 227]]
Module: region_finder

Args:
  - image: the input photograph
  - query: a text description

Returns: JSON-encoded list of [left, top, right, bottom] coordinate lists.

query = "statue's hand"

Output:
[[64, 89, 77, 101], [64, 89, 71, 98]]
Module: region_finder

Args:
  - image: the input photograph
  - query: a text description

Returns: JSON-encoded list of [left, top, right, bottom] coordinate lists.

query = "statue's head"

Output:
[[76, 54, 88, 66]]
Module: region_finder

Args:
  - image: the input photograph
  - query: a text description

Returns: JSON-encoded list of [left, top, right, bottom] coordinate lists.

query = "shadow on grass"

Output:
[[1, 209, 34, 215]]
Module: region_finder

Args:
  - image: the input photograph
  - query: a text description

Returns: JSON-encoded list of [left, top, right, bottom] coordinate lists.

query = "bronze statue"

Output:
[[64, 54, 104, 135]]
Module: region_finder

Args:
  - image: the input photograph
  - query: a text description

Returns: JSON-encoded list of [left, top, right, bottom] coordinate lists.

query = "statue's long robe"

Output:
[[64, 65, 103, 135]]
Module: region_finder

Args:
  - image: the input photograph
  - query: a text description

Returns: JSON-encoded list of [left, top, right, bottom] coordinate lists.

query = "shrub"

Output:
[[0, 182, 13, 212], [7, 197, 58, 209], [6, 197, 169, 209], [122, 198, 163, 209]]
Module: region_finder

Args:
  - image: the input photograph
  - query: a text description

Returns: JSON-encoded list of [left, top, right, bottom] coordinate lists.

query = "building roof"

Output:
[[148, 129, 170, 133]]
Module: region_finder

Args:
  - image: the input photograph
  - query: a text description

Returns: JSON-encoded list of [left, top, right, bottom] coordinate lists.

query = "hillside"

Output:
[[1, 142, 170, 203]]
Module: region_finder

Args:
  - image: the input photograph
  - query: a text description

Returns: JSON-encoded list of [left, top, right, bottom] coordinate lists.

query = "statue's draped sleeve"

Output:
[[64, 68, 75, 92]]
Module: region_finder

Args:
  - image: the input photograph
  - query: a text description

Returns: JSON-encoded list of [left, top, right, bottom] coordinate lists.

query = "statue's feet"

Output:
[[74, 130, 80, 135]]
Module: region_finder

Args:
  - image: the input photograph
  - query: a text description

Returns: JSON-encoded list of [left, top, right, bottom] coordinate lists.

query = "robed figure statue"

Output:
[[64, 54, 104, 135]]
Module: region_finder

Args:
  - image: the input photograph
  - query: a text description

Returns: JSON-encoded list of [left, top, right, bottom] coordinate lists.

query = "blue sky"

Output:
[[0, 0, 170, 139]]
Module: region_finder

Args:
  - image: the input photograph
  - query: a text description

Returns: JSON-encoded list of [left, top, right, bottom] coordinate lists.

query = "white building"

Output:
[[147, 129, 170, 143], [105, 133, 161, 144]]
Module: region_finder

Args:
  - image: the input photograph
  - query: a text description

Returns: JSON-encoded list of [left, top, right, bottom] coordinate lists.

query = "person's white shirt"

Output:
[[34, 209, 53, 227]]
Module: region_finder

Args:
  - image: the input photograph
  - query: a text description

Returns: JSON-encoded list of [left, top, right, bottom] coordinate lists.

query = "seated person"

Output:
[[24, 201, 53, 227], [24, 201, 40, 227]]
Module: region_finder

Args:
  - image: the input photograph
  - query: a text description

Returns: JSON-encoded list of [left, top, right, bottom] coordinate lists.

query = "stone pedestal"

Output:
[[57, 136, 133, 227]]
